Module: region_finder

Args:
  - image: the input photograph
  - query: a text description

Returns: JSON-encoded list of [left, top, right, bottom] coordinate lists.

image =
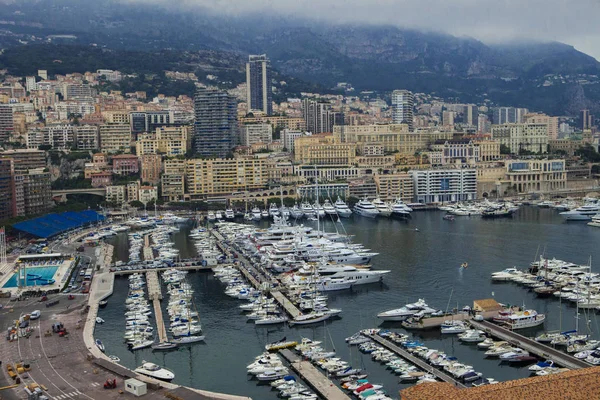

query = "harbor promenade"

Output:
[[279, 349, 351, 400], [469, 320, 589, 369], [363, 333, 466, 388]]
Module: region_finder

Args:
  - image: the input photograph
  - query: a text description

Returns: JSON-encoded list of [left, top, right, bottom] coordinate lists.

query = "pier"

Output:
[[469, 320, 589, 369], [279, 349, 351, 400], [146, 271, 168, 343], [143, 234, 154, 261], [270, 290, 302, 318], [363, 333, 466, 388]]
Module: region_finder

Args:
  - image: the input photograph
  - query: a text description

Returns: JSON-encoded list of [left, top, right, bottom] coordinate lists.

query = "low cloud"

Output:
[[118, 0, 600, 60]]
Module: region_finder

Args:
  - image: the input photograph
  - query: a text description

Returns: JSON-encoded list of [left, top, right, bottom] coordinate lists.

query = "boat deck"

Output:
[[469, 320, 589, 369], [279, 349, 351, 400], [363, 333, 466, 388]]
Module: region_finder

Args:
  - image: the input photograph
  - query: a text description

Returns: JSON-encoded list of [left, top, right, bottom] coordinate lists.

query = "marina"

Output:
[[279, 349, 352, 400], [92, 207, 600, 399]]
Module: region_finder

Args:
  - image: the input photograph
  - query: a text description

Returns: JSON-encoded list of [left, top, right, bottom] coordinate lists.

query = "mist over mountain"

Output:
[[1, 0, 599, 115]]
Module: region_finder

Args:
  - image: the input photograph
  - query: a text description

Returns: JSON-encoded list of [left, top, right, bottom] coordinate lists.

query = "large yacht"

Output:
[[560, 203, 600, 221], [301, 202, 315, 218], [588, 214, 600, 227], [372, 198, 392, 217], [296, 264, 390, 285], [323, 200, 338, 216], [268, 203, 280, 218], [313, 202, 326, 217], [225, 208, 235, 220], [290, 204, 304, 219], [391, 198, 413, 218], [251, 207, 262, 221], [353, 199, 380, 218], [334, 197, 353, 218]]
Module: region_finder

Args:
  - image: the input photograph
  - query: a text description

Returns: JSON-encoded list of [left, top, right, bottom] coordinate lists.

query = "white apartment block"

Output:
[[411, 168, 477, 203]]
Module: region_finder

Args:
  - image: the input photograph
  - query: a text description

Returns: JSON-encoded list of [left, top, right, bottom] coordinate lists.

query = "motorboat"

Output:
[[290, 204, 304, 219], [323, 200, 338, 216], [560, 204, 600, 221], [95, 339, 105, 352], [225, 208, 235, 220], [490, 268, 522, 281], [134, 361, 175, 381], [252, 207, 262, 221], [269, 203, 280, 218], [391, 199, 412, 218], [334, 197, 353, 218], [502, 310, 545, 330], [171, 335, 205, 344], [207, 211, 216, 222], [528, 360, 555, 371], [312, 202, 326, 217], [372, 198, 392, 217], [499, 348, 529, 360], [96, 317, 105, 324], [441, 321, 467, 334], [588, 214, 600, 227], [289, 312, 331, 326], [458, 330, 486, 343], [377, 299, 431, 321], [215, 211, 224, 220], [353, 199, 380, 218]]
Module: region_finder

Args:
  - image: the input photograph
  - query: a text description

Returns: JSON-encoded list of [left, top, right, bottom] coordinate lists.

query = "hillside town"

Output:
[[0, 54, 597, 222]]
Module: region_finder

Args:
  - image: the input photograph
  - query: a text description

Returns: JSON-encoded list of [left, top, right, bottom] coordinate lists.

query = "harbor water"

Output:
[[96, 207, 600, 399]]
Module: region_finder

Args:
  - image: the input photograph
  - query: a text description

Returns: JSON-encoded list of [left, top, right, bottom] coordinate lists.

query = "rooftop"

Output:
[[401, 367, 600, 400]]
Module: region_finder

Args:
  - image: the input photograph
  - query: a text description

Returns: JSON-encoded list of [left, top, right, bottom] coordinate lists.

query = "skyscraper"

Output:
[[0, 105, 14, 144], [246, 54, 273, 115], [391, 90, 414, 131], [193, 88, 237, 157], [302, 99, 343, 134], [581, 109, 594, 130]]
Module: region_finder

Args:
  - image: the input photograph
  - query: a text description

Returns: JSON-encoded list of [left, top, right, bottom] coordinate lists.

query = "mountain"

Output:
[[0, 0, 599, 115]]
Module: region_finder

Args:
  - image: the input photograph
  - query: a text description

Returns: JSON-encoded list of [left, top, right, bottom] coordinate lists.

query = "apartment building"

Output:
[[240, 123, 273, 146], [0, 149, 46, 172], [99, 124, 132, 153], [136, 126, 192, 156], [411, 168, 477, 203], [185, 158, 269, 197], [239, 116, 306, 131], [139, 186, 158, 205], [0, 159, 16, 220], [112, 154, 139, 175], [374, 173, 414, 203], [140, 154, 162, 184], [103, 110, 131, 125], [524, 113, 559, 140], [491, 123, 548, 154], [106, 185, 126, 204], [74, 125, 100, 150], [43, 124, 75, 149]]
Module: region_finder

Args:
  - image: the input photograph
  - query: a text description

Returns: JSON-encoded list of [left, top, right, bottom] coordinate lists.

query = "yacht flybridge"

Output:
[[354, 199, 380, 218]]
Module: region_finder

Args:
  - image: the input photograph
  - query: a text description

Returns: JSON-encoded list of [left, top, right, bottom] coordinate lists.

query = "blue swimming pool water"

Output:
[[3, 266, 59, 288]]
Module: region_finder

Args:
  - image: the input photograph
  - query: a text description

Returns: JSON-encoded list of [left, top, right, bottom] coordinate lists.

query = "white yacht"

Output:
[[261, 209, 269, 219], [353, 199, 380, 218], [269, 203, 280, 217], [301, 202, 315, 217], [225, 208, 235, 220], [297, 264, 389, 285], [251, 207, 262, 221], [334, 197, 353, 218], [560, 204, 600, 221], [391, 199, 413, 218], [215, 211, 223, 220], [323, 200, 338, 216], [134, 361, 175, 381], [588, 214, 600, 227], [502, 310, 545, 330], [290, 204, 304, 219], [207, 211, 216, 222], [312, 202, 326, 217], [377, 299, 433, 321], [372, 198, 392, 217]]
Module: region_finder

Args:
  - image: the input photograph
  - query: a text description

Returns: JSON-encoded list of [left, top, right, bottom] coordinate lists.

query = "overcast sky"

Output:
[[122, 0, 600, 60]]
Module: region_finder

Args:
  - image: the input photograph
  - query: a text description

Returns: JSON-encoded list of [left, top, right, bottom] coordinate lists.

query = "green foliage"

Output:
[[63, 151, 91, 162], [129, 200, 144, 209], [575, 144, 600, 163], [500, 144, 511, 155], [51, 176, 91, 190]]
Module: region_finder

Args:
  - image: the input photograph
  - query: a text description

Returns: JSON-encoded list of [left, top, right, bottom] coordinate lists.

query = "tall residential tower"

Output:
[[193, 88, 237, 157], [391, 90, 414, 131], [246, 54, 273, 115]]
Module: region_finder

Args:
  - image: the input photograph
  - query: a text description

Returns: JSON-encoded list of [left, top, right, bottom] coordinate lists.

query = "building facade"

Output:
[[99, 124, 132, 153], [374, 173, 414, 203], [193, 89, 237, 157], [491, 123, 548, 154], [505, 159, 566, 193], [411, 168, 477, 203], [294, 134, 356, 165], [240, 123, 273, 146], [246, 54, 273, 115], [140, 154, 162, 184], [185, 158, 269, 197], [112, 154, 139, 175], [302, 99, 342, 134], [391, 90, 414, 130]]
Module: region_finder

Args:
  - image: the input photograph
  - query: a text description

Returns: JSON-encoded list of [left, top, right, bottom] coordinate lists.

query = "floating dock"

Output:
[[469, 320, 589, 369], [279, 349, 351, 400], [143, 234, 154, 261], [270, 290, 302, 318], [363, 333, 466, 388], [146, 271, 168, 343]]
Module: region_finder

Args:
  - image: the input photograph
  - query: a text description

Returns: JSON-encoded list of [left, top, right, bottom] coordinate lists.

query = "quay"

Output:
[[279, 349, 351, 400], [469, 320, 589, 369], [146, 271, 168, 343], [270, 290, 302, 318], [402, 310, 500, 329], [113, 264, 214, 275], [143, 234, 154, 261], [363, 333, 466, 388]]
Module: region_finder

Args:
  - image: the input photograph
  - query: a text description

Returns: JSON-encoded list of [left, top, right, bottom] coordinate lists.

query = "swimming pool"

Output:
[[3, 266, 59, 288]]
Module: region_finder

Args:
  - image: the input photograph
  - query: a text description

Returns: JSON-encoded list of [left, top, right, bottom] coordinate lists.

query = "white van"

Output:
[[30, 310, 41, 320]]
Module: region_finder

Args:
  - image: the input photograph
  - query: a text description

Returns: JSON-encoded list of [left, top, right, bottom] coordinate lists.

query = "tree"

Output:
[[130, 200, 144, 209], [500, 144, 511, 155], [575, 144, 600, 163]]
